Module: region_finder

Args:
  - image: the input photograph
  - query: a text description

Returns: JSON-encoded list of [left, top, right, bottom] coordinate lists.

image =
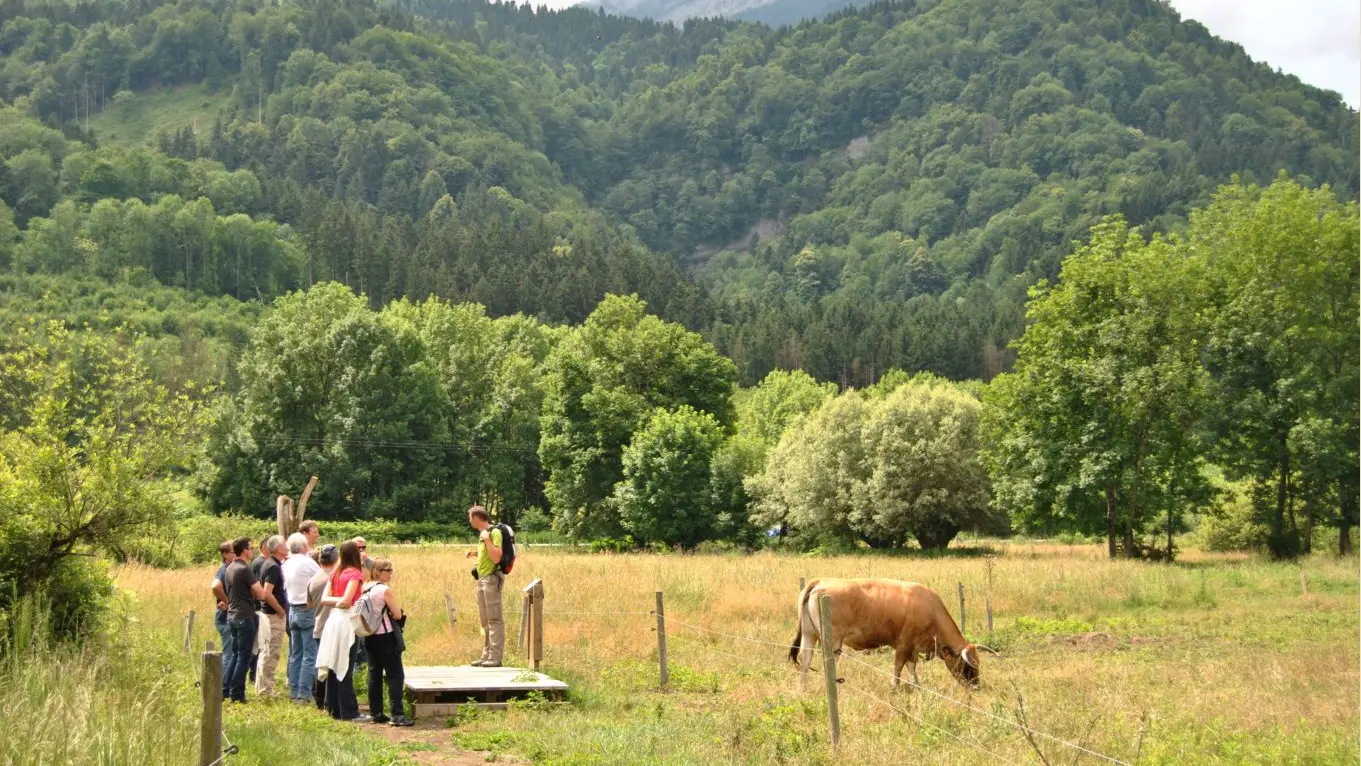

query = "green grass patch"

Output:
[[89, 84, 224, 148]]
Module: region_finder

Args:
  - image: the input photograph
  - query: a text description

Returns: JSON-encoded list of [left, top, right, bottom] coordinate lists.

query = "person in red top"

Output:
[[320, 540, 366, 721]]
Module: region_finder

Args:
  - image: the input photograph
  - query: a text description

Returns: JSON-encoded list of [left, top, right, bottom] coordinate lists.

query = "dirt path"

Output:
[[359, 709, 525, 765]]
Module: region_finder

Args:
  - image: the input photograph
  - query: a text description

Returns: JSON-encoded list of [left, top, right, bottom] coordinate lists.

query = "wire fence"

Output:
[[513, 599, 1134, 766], [185, 591, 1134, 765]]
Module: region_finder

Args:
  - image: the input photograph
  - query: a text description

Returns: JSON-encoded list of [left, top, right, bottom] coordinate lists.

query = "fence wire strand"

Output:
[[576, 604, 1129, 765], [836, 651, 1130, 766], [838, 680, 1019, 765]]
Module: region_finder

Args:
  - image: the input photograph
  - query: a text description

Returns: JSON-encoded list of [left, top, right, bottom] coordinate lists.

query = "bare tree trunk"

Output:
[[1340, 491, 1356, 556], [1105, 485, 1117, 560], [275, 495, 294, 540], [276, 476, 319, 538]]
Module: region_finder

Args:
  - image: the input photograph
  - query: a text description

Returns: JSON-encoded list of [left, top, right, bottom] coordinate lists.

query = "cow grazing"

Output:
[[789, 578, 981, 691]]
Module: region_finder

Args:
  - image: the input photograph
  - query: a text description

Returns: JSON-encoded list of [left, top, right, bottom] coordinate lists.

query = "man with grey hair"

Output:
[[254, 534, 288, 697], [282, 532, 321, 703]]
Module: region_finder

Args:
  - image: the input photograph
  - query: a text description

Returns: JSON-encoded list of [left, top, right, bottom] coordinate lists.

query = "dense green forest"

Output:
[[0, 0, 1357, 615], [1, 0, 1355, 385]]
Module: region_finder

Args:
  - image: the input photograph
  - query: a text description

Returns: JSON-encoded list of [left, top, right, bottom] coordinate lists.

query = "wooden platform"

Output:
[[404, 665, 569, 718]]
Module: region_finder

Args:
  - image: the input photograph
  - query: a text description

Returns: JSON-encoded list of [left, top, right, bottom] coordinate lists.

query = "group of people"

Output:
[[208, 505, 510, 727]]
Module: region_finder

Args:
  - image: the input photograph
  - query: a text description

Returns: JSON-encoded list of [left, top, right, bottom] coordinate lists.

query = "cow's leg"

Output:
[[797, 598, 817, 693], [798, 633, 815, 692], [893, 647, 910, 689]]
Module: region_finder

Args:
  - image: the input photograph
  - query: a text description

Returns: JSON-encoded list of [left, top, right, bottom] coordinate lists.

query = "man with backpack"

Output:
[[463, 505, 515, 667]]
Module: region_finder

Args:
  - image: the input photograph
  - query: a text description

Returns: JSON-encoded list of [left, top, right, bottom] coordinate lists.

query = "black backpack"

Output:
[[495, 522, 516, 574]]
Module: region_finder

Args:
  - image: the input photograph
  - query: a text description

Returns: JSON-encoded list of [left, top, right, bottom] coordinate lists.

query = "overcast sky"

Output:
[[1168, 0, 1359, 108]]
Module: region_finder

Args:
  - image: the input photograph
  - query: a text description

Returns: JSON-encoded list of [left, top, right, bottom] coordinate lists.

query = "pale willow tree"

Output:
[[0, 323, 205, 638], [750, 380, 997, 550], [858, 381, 995, 550], [715, 369, 838, 543], [982, 219, 1211, 559]]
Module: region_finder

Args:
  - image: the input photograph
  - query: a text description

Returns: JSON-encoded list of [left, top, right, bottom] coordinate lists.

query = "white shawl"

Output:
[[315, 607, 356, 682]]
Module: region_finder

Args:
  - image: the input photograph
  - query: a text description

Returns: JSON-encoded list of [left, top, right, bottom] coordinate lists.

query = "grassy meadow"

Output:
[[96, 541, 1360, 765]]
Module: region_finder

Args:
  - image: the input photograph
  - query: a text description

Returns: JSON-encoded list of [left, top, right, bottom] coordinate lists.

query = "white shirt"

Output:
[[282, 553, 322, 606]]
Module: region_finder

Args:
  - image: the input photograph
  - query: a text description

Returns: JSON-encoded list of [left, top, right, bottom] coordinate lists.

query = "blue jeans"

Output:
[[223, 617, 258, 702], [214, 609, 234, 657], [287, 606, 318, 699]]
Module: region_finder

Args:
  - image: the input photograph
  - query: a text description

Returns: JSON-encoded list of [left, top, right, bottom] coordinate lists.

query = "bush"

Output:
[[1192, 486, 1270, 553]]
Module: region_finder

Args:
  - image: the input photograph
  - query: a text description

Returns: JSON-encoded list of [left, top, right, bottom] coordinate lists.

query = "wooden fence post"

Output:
[[521, 578, 544, 671], [798, 577, 805, 593], [957, 582, 966, 635], [183, 609, 196, 654], [199, 643, 223, 766], [518, 595, 530, 655], [444, 593, 458, 634], [985, 558, 995, 636], [818, 593, 840, 749], [655, 591, 669, 690]]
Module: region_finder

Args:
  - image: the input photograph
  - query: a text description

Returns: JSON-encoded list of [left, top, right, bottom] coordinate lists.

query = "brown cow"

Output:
[[789, 578, 981, 691]]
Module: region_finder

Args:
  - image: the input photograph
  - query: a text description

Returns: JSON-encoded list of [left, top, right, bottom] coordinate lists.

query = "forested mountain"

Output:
[[585, 0, 869, 27], [0, 0, 1355, 387]]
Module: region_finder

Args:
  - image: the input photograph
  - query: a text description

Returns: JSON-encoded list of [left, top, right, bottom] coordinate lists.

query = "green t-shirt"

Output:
[[477, 527, 503, 578]]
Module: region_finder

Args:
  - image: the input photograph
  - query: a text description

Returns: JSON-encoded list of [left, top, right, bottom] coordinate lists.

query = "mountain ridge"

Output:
[[0, 0, 1355, 387]]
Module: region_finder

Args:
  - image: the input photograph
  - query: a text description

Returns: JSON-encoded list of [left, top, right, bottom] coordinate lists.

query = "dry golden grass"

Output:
[[116, 541, 1359, 765]]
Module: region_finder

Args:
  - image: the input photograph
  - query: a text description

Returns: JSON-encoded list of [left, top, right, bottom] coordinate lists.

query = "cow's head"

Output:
[[939, 643, 981, 688]]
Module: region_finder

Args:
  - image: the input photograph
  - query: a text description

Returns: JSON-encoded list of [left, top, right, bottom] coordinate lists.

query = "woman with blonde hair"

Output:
[[363, 558, 411, 726]]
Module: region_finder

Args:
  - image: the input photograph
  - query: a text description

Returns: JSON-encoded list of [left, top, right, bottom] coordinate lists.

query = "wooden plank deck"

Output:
[[404, 665, 569, 718]]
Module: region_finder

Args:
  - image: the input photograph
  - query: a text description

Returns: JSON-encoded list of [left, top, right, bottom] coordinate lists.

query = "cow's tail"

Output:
[[789, 579, 819, 663]]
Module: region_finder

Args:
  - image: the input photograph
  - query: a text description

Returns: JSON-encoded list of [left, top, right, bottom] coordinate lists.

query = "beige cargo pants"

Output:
[[476, 571, 505, 664], [256, 612, 286, 696]]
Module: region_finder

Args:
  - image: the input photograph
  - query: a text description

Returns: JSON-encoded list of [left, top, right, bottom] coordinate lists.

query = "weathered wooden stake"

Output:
[[985, 558, 994, 636], [198, 643, 223, 766], [518, 596, 530, 654], [522, 578, 544, 670], [798, 577, 805, 593], [957, 582, 966, 635], [1300, 567, 1308, 596], [444, 592, 458, 634], [655, 591, 669, 690], [183, 609, 196, 654], [818, 593, 840, 749]]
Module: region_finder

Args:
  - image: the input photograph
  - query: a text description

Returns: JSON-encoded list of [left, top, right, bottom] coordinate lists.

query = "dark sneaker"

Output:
[[371, 714, 390, 724], [389, 715, 414, 727]]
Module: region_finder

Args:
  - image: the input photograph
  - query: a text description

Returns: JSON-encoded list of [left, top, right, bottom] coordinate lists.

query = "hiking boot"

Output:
[[480, 659, 502, 668], [470, 658, 490, 667], [389, 715, 414, 727]]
